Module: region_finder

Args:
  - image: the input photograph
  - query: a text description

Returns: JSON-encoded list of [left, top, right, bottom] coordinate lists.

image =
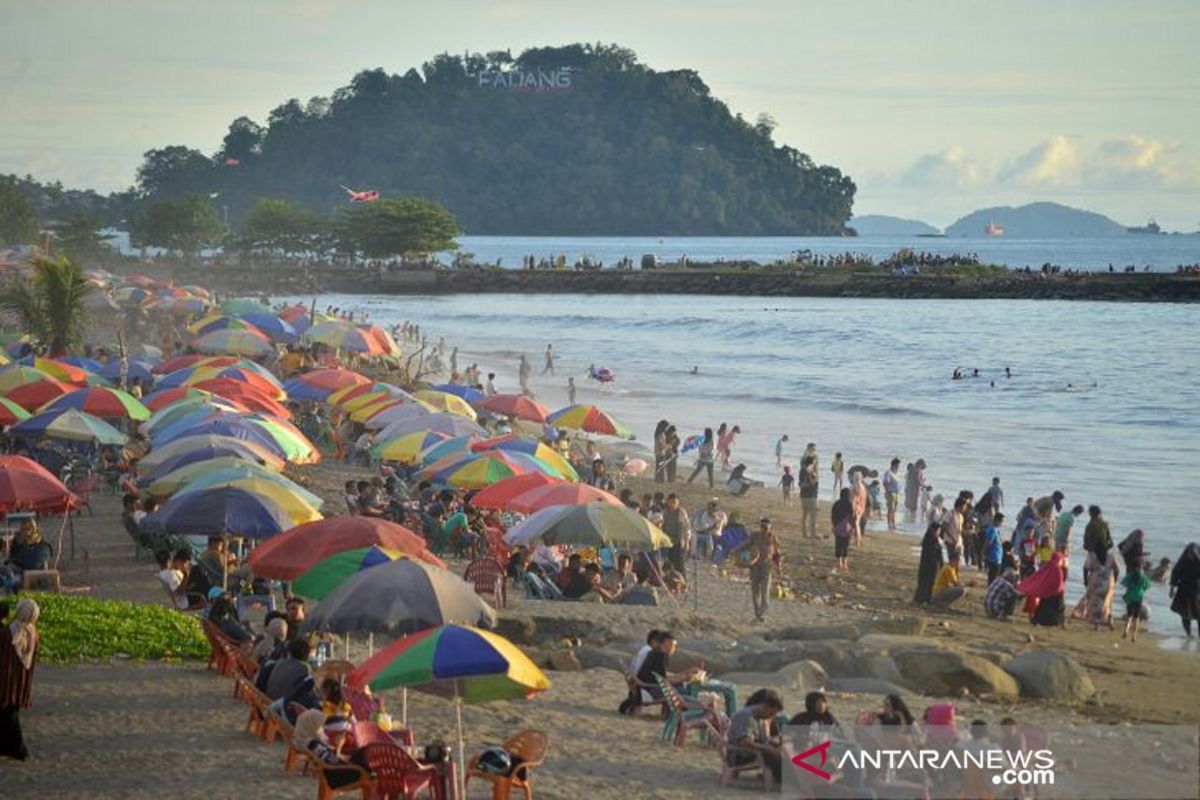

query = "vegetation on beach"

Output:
[[0, 255, 93, 353], [131, 194, 227, 256], [18, 593, 208, 663], [0, 175, 41, 246]]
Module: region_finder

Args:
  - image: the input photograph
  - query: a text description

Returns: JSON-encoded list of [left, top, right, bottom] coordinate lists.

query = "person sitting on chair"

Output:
[[8, 520, 53, 572], [727, 690, 785, 785], [156, 550, 205, 611]]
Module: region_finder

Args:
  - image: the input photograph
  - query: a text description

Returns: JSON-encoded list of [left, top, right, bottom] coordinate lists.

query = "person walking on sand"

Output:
[[830, 452, 844, 497], [731, 517, 780, 621], [566, 376, 576, 405], [717, 424, 740, 470], [543, 343, 554, 375], [660, 494, 692, 574], [1121, 562, 1150, 642], [686, 428, 716, 489], [850, 471, 868, 547], [798, 455, 819, 538], [0, 599, 40, 761], [883, 458, 902, 532], [779, 465, 795, 505], [775, 434, 789, 468], [832, 489, 855, 571]]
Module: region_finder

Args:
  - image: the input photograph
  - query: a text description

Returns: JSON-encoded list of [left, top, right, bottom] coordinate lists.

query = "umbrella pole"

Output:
[[368, 631, 374, 657], [455, 690, 466, 800], [401, 688, 408, 728], [344, 632, 351, 660], [222, 533, 229, 590]]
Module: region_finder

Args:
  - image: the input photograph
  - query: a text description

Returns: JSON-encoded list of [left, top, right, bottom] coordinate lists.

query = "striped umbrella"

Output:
[[173, 477, 322, 526], [283, 368, 369, 401], [412, 390, 478, 420], [377, 412, 486, 442], [40, 386, 151, 421], [475, 436, 578, 481], [372, 430, 451, 465], [546, 404, 636, 439], [474, 393, 550, 423], [3, 378, 75, 411], [221, 298, 274, 316], [142, 387, 216, 412], [504, 502, 671, 549], [507, 482, 622, 514], [239, 312, 298, 343], [424, 451, 563, 488], [0, 365, 54, 394], [9, 408, 126, 445], [138, 434, 285, 473], [193, 329, 272, 357], [467, 473, 562, 509], [305, 320, 388, 355], [431, 383, 486, 403], [290, 546, 400, 601], [146, 456, 285, 495], [328, 381, 414, 409], [248, 516, 443, 580], [0, 396, 31, 426]]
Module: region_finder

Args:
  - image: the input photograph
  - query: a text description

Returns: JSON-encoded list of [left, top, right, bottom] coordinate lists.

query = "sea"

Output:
[[279, 234, 1200, 641]]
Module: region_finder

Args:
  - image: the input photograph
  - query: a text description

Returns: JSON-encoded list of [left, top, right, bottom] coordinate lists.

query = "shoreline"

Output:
[[110, 260, 1200, 303]]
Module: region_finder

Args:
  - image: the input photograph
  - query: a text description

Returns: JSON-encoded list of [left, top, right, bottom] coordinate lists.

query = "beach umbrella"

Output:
[[0, 365, 54, 394], [546, 404, 635, 439], [0, 455, 81, 514], [19, 357, 94, 386], [377, 411, 486, 441], [249, 516, 444, 580], [40, 386, 151, 421], [361, 324, 402, 356], [361, 400, 438, 430], [474, 393, 550, 423], [476, 437, 578, 481], [412, 390, 478, 420], [138, 434, 285, 473], [468, 473, 562, 509], [349, 397, 406, 424], [9, 408, 126, 446], [146, 456, 285, 495], [328, 381, 414, 409], [142, 487, 294, 540], [98, 359, 156, 385], [203, 365, 285, 399], [424, 451, 562, 489], [300, 558, 496, 638], [417, 435, 477, 466], [142, 387, 216, 412], [190, 378, 291, 418], [504, 502, 671, 549], [306, 320, 387, 355], [348, 623, 550, 796], [3, 378, 75, 411], [0, 396, 31, 426], [174, 477, 322, 526], [278, 304, 309, 322], [243, 414, 321, 464], [238, 312, 298, 343], [143, 398, 247, 435], [338, 390, 397, 414], [221, 298, 274, 316], [431, 383, 486, 403], [151, 414, 287, 458], [57, 356, 105, 373], [193, 329, 272, 357], [174, 468, 323, 509], [155, 354, 237, 375], [283, 368, 369, 401], [187, 314, 262, 337], [290, 546, 400, 601], [372, 430, 451, 465], [507, 482, 621, 514]]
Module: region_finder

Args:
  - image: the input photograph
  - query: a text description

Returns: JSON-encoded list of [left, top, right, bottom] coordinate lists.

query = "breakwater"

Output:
[[119, 262, 1200, 302]]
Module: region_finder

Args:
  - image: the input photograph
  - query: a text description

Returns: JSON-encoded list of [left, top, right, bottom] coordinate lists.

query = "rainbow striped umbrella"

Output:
[[40, 386, 151, 421], [412, 390, 478, 420], [546, 404, 635, 439], [188, 314, 264, 338], [418, 435, 477, 466], [0, 365, 54, 394], [0, 396, 31, 426], [305, 320, 387, 355], [193, 329, 272, 357], [290, 546, 400, 601], [372, 430, 451, 464], [239, 312, 298, 343], [142, 387, 214, 412], [19, 357, 95, 386], [477, 437, 578, 482], [173, 476, 322, 526], [3, 379, 75, 411], [10, 408, 127, 445], [146, 456, 285, 495], [283, 368, 369, 401], [424, 451, 563, 488]]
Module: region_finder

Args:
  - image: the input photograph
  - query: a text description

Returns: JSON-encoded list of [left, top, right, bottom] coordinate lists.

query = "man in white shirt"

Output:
[[691, 499, 727, 561], [486, 372, 498, 396], [156, 550, 199, 610]]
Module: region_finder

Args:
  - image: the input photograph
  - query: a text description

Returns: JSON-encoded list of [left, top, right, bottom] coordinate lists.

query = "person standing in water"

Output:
[[518, 355, 532, 395], [830, 452, 844, 497], [543, 344, 555, 375], [775, 434, 789, 467], [883, 458, 902, 533], [566, 376, 576, 405]]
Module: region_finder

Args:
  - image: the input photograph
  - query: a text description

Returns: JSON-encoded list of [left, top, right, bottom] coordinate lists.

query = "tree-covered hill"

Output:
[[137, 44, 855, 236]]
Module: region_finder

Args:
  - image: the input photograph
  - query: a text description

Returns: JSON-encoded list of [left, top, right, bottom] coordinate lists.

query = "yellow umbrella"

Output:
[[175, 477, 322, 526], [349, 397, 405, 423], [413, 390, 478, 420], [373, 430, 451, 465], [341, 391, 395, 414]]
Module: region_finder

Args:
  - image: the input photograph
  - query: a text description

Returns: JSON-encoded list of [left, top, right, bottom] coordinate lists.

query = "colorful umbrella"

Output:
[[0, 396, 31, 426], [3, 378, 75, 411], [142, 387, 215, 412], [9, 408, 126, 445], [138, 434, 285, 473], [173, 477, 322, 526], [221, 298, 274, 316], [187, 314, 263, 337], [377, 412, 486, 441], [328, 381, 413, 409], [0, 365, 54, 394], [467, 473, 562, 509], [248, 517, 443, 579], [19, 357, 94, 386], [305, 320, 387, 355], [154, 355, 237, 375], [151, 414, 288, 459], [98, 359, 155, 385], [239, 312, 298, 343], [146, 456, 285, 495], [546, 404, 635, 439], [57, 356, 105, 373], [476, 437, 578, 481], [507, 482, 622, 514], [189, 379, 291, 418], [143, 398, 247, 435], [372, 430, 451, 464], [174, 467, 322, 509], [362, 401, 438, 431], [0, 455, 81, 513], [290, 546, 400, 601], [417, 435, 477, 466], [298, 558, 496, 637], [413, 390, 478, 420], [40, 386, 151, 421], [283, 368, 369, 401], [474, 393, 550, 423], [424, 451, 562, 489], [431, 383, 486, 403], [141, 487, 294, 540], [503, 502, 671, 549], [360, 324, 402, 356], [349, 397, 406, 424], [193, 329, 272, 357]]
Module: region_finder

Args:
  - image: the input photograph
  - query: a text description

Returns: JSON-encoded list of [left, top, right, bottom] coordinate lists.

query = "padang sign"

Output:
[[476, 68, 573, 93]]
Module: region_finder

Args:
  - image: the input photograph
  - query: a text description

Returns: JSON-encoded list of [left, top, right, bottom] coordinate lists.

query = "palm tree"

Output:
[[0, 255, 93, 355]]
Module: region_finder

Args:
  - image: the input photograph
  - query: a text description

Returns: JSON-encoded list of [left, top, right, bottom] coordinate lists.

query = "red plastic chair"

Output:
[[70, 473, 100, 516], [464, 557, 509, 608], [361, 741, 439, 800]]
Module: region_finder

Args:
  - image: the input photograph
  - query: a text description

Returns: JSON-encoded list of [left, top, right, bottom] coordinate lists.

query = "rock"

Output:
[[891, 649, 1020, 699], [772, 623, 860, 641], [774, 660, 828, 692], [546, 650, 582, 671], [1002, 651, 1096, 703], [673, 648, 738, 676], [574, 647, 630, 672], [494, 617, 536, 645], [863, 654, 904, 684], [719, 671, 796, 692], [528, 615, 613, 644], [827, 678, 909, 697], [855, 634, 934, 652], [860, 616, 927, 636]]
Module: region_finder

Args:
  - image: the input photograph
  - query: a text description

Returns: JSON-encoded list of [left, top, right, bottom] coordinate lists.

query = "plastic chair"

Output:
[[720, 739, 770, 790], [464, 557, 509, 608], [655, 674, 719, 747], [69, 473, 100, 516], [466, 729, 549, 800], [313, 760, 374, 800], [361, 741, 438, 800]]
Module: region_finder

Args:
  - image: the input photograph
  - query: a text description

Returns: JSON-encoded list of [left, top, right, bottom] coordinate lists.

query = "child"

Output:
[[830, 452, 844, 494], [919, 484, 933, 523], [1121, 562, 1151, 642], [779, 465, 795, 505], [1036, 534, 1054, 565], [867, 480, 883, 520], [1018, 529, 1038, 579]]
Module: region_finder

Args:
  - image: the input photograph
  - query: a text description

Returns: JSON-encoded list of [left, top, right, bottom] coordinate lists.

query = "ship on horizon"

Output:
[[984, 221, 1004, 236], [1126, 218, 1162, 235]]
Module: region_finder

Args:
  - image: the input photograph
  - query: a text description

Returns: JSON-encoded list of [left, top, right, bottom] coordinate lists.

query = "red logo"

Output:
[[791, 740, 833, 781]]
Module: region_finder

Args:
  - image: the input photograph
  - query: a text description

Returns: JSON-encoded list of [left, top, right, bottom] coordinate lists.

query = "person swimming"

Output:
[[690, 366, 699, 375]]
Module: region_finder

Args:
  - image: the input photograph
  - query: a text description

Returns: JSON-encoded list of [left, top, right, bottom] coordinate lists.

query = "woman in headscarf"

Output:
[[926, 493, 947, 529], [850, 471, 868, 547], [913, 519, 945, 604], [8, 520, 53, 572], [250, 617, 288, 664], [1117, 529, 1146, 573], [0, 599, 40, 760], [1169, 542, 1200, 637], [831, 488, 854, 571], [1017, 551, 1067, 626], [1083, 546, 1121, 630]]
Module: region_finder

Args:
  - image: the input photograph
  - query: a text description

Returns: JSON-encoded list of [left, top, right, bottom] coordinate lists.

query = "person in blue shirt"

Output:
[[983, 512, 1005, 584]]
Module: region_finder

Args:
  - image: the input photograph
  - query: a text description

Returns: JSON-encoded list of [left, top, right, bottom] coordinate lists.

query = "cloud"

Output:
[[899, 145, 989, 188], [998, 135, 1080, 187]]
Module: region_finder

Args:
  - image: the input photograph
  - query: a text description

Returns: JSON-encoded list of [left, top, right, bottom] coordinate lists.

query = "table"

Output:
[[687, 680, 737, 717]]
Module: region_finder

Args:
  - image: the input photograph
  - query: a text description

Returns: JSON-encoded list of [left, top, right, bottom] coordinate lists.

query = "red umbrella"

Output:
[[249, 517, 444, 579], [295, 368, 369, 392], [0, 455, 81, 513], [278, 304, 309, 322], [474, 393, 550, 423], [154, 355, 238, 375], [4, 379, 75, 411], [507, 482, 623, 514], [191, 378, 291, 418], [468, 472, 562, 509], [143, 387, 227, 412]]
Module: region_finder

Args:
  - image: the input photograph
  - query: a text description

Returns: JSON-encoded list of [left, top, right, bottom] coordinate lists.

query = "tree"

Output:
[[218, 116, 264, 162], [0, 176, 40, 245], [52, 212, 116, 263], [136, 145, 213, 196], [238, 197, 328, 255], [335, 197, 459, 258], [0, 255, 93, 355], [131, 195, 226, 255]]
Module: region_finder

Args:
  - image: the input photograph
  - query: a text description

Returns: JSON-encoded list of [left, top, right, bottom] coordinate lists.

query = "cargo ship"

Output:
[[984, 221, 1004, 236], [1126, 219, 1162, 234]]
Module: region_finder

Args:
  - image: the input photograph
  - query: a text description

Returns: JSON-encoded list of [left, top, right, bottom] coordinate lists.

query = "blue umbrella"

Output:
[[282, 376, 331, 401], [432, 384, 486, 403], [155, 367, 202, 391], [151, 415, 288, 459], [58, 356, 105, 373], [100, 359, 156, 385], [239, 313, 298, 343], [139, 444, 277, 485], [140, 485, 294, 580]]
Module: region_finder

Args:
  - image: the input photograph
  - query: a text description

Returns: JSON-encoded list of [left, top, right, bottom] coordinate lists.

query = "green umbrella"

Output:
[[291, 546, 400, 600], [221, 298, 274, 316], [10, 407, 126, 445]]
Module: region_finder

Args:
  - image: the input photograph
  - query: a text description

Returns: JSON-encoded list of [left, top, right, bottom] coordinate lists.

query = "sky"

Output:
[[2, 0, 1198, 230]]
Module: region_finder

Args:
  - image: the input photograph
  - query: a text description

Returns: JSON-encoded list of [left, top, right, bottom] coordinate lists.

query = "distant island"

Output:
[[945, 201, 1127, 238], [850, 214, 941, 236]]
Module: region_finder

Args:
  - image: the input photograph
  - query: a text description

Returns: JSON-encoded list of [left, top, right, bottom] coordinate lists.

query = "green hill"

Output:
[[134, 44, 855, 236], [945, 202, 1127, 238]]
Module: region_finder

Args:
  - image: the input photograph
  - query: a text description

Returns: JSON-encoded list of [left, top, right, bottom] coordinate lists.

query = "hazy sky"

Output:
[[2, 0, 1198, 229]]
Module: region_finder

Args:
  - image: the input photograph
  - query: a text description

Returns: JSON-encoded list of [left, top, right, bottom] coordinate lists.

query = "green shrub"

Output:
[[15, 593, 208, 663]]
